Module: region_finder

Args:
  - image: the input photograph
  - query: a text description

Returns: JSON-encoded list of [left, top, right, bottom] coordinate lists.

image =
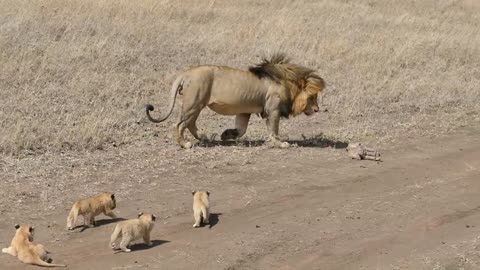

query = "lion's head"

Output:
[[249, 54, 325, 117]]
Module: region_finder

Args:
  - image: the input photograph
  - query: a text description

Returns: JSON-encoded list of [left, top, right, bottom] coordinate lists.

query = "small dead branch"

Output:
[[346, 142, 381, 161]]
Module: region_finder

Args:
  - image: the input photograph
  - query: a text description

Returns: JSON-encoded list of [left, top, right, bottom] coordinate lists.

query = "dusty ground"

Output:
[[1, 124, 480, 270], [1, 0, 479, 153]]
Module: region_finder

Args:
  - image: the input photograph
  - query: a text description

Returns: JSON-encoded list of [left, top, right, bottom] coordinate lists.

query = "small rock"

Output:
[[255, 225, 260, 228]]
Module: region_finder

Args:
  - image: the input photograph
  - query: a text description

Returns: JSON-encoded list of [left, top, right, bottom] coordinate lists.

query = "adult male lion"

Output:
[[146, 54, 325, 149]]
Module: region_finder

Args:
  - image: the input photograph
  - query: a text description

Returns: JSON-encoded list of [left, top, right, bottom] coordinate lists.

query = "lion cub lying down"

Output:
[[2, 224, 66, 267], [110, 212, 156, 252], [66, 192, 117, 230]]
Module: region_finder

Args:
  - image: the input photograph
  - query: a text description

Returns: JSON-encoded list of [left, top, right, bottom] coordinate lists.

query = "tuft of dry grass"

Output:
[[1, 0, 479, 154]]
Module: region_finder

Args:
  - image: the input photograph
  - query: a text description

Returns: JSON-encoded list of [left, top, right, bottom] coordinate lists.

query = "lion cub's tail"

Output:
[[146, 77, 184, 123], [32, 258, 66, 267]]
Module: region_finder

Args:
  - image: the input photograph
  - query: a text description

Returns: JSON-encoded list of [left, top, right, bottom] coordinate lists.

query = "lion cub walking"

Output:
[[2, 224, 66, 267], [110, 212, 156, 252], [66, 192, 117, 230], [192, 191, 210, 228]]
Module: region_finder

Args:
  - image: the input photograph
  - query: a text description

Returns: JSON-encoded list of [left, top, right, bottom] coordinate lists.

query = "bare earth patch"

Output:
[[1, 126, 480, 269]]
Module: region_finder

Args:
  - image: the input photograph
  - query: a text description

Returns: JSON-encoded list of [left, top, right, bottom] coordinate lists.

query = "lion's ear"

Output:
[[111, 194, 115, 200], [29, 226, 34, 233], [192, 191, 196, 196], [206, 191, 210, 196], [138, 212, 144, 217], [14, 224, 20, 230], [152, 215, 157, 221]]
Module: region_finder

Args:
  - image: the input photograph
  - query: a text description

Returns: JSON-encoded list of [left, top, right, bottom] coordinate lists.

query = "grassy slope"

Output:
[[0, 0, 479, 154]]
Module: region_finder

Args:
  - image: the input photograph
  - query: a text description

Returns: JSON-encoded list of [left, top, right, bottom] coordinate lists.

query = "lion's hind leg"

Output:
[[175, 80, 210, 149], [34, 244, 51, 263], [176, 105, 207, 149], [2, 246, 16, 256], [119, 234, 132, 252], [193, 208, 202, 228], [187, 113, 208, 143], [176, 111, 205, 149], [175, 119, 191, 149]]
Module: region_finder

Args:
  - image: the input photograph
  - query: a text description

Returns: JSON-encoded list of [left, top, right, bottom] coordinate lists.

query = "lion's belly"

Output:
[[208, 103, 263, 115]]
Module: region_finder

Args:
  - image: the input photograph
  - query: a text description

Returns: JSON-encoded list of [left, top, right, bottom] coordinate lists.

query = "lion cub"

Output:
[[192, 191, 210, 228], [2, 224, 66, 267], [66, 192, 117, 230], [110, 212, 156, 253]]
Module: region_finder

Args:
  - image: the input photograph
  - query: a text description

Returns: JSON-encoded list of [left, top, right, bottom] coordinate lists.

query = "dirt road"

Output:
[[1, 128, 480, 269]]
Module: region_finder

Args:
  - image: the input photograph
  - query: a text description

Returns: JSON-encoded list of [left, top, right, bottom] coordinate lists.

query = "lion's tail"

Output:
[[145, 76, 184, 123], [32, 258, 66, 267]]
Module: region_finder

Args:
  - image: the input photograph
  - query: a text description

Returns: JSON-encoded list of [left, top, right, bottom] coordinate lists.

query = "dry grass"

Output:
[[1, 0, 479, 154]]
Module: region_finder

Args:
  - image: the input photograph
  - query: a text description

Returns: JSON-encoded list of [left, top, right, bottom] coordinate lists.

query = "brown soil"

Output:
[[1, 126, 480, 270]]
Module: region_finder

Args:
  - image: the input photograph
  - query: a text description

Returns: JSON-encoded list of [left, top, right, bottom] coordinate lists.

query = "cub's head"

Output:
[[138, 212, 157, 223], [192, 191, 210, 197], [14, 224, 34, 241], [102, 192, 116, 210]]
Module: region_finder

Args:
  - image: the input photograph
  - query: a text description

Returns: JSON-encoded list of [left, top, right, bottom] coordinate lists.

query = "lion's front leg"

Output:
[[264, 99, 289, 149], [266, 113, 289, 148], [221, 113, 251, 141]]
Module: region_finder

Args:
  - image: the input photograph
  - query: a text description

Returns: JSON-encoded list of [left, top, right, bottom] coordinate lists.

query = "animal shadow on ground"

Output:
[[196, 133, 348, 149], [208, 213, 222, 229], [78, 218, 127, 232], [292, 134, 349, 149], [128, 240, 170, 252], [197, 139, 264, 148]]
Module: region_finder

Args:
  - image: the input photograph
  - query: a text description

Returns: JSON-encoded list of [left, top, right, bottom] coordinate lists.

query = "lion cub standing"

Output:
[[2, 224, 66, 267], [192, 191, 210, 228], [66, 192, 117, 230], [110, 212, 156, 252]]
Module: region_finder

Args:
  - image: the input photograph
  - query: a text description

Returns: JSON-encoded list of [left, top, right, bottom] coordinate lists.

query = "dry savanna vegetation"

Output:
[[1, 0, 479, 154]]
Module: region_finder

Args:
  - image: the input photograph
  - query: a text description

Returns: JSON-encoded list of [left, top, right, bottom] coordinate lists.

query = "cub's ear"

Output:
[[14, 224, 20, 230], [111, 194, 115, 200], [152, 215, 157, 221], [29, 226, 34, 233], [206, 191, 210, 196], [138, 212, 144, 217], [192, 191, 196, 195]]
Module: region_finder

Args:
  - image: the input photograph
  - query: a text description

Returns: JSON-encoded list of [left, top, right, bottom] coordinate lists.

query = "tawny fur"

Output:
[[146, 53, 325, 149], [110, 212, 156, 253], [66, 192, 117, 230], [192, 191, 210, 228], [2, 224, 66, 267]]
